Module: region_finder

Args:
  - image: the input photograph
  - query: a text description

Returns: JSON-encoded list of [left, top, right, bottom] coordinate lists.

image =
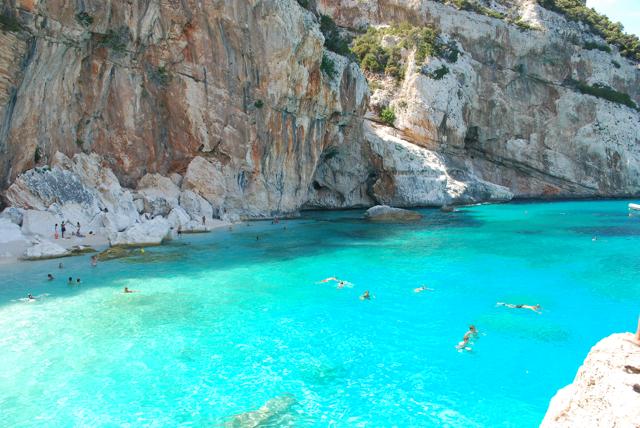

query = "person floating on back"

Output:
[[497, 302, 542, 313], [47, 274, 54, 281], [414, 286, 433, 293], [124, 287, 139, 293]]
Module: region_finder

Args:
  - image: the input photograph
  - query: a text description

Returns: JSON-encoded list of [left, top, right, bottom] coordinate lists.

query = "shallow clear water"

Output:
[[1, 201, 639, 427]]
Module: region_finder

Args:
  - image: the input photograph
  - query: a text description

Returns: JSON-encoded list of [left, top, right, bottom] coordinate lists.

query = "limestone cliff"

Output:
[[541, 333, 640, 427], [311, 0, 640, 204], [0, 0, 367, 217], [0, 0, 639, 217]]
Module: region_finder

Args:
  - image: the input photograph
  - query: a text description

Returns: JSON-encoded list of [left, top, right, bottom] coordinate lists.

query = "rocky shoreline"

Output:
[[542, 332, 640, 427]]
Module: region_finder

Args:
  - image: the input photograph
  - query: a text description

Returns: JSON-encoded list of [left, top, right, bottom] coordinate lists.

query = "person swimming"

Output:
[[76, 278, 81, 284], [497, 302, 542, 313], [58, 262, 64, 269], [457, 325, 478, 350], [27, 293, 35, 301], [68, 277, 73, 284], [91, 255, 98, 267], [47, 274, 54, 281], [123, 287, 138, 293], [414, 286, 433, 293], [320, 277, 338, 283], [360, 290, 371, 301]]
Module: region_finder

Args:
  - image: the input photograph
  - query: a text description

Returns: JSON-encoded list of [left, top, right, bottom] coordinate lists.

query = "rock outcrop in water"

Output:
[[541, 333, 640, 427], [364, 204, 422, 221], [0, 0, 639, 233]]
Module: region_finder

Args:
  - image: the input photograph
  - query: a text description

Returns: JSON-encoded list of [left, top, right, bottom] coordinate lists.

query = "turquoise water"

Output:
[[1, 201, 639, 427]]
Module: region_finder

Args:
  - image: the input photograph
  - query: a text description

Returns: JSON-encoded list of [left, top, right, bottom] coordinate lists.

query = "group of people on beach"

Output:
[[54, 221, 86, 239]]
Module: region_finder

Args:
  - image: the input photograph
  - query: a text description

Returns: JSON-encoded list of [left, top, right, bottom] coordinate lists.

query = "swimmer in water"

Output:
[[360, 290, 371, 301], [27, 293, 35, 301], [497, 302, 542, 313], [58, 262, 64, 269], [68, 277, 73, 285], [47, 274, 54, 281], [456, 325, 478, 350], [123, 287, 138, 293], [337, 281, 346, 289], [414, 286, 433, 293], [320, 277, 338, 283], [91, 255, 97, 267], [76, 278, 81, 284]]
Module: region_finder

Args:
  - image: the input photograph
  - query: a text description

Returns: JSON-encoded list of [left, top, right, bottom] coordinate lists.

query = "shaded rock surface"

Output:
[[364, 205, 422, 221], [541, 333, 640, 427]]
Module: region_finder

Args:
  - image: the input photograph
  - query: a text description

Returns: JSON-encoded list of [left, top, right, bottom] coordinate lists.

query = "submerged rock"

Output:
[[226, 394, 297, 427], [22, 240, 69, 260], [365, 205, 422, 221], [541, 333, 640, 427]]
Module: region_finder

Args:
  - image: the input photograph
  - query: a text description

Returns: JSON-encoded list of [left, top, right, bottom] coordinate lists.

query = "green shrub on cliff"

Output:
[[0, 12, 22, 32], [566, 78, 638, 110], [321, 54, 338, 80], [536, 0, 640, 62], [320, 15, 352, 57], [351, 23, 458, 80], [98, 28, 129, 53], [75, 12, 94, 27], [380, 107, 396, 126], [583, 41, 612, 53]]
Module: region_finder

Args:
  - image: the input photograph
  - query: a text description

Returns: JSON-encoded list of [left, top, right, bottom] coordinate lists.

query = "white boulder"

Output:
[[22, 240, 70, 260], [364, 205, 422, 221], [179, 190, 215, 221], [109, 217, 172, 246], [167, 206, 191, 230], [0, 219, 26, 243], [0, 207, 24, 225]]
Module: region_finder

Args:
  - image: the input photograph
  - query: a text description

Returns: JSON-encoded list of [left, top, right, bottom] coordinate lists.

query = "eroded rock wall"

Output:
[[0, 0, 367, 216], [315, 0, 640, 199]]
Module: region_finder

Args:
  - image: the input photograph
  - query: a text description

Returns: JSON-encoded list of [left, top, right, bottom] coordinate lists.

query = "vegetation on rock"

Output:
[[0, 12, 22, 32], [351, 23, 459, 80], [537, 0, 640, 61], [423, 64, 450, 80], [320, 15, 352, 57], [380, 107, 396, 126], [566, 78, 638, 110], [75, 12, 94, 27], [321, 53, 338, 80]]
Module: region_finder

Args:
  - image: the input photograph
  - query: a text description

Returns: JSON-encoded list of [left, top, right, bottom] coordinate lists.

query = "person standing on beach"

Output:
[[61, 221, 66, 238], [54, 223, 59, 239], [76, 222, 81, 237], [202, 216, 206, 226]]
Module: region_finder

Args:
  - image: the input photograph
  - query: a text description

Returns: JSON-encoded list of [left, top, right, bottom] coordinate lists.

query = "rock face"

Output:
[[0, 0, 368, 218], [0, 0, 639, 218], [316, 0, 640, 199], [364, 205, 422, 221], [541, 333, 640, 427]]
